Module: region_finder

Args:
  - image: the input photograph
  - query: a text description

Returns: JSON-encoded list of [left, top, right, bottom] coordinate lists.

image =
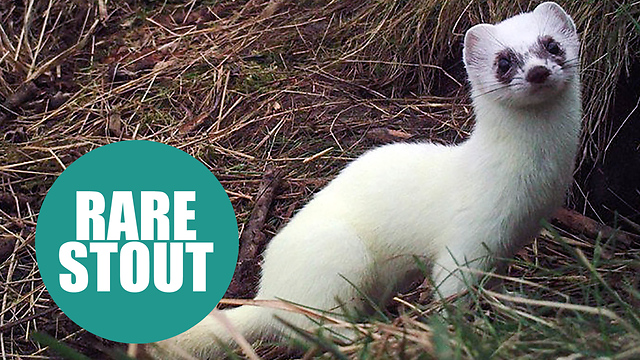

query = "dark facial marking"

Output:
[[494, 49, 524, 84], [545, 39, 561, 55], [532, 36, 566, 65]]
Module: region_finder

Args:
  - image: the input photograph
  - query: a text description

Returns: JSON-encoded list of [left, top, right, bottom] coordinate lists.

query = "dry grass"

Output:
[[1, 0, 639, 359]]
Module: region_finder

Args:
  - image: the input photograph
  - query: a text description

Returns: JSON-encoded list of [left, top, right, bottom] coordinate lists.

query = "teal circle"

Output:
[[35, 140, 238, 343]]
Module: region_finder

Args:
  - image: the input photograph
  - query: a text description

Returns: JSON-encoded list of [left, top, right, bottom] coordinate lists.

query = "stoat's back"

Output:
[[147, 3, 583, 358]]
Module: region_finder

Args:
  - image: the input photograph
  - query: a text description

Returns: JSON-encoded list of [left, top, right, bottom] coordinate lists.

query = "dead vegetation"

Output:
[[1, 0, 639, 359]]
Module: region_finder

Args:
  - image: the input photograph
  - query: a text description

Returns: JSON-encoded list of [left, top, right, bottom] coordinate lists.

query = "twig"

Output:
[[0, 81, 39, 125], [258, 0, 285, 20], [238, 165, 282, 260], [0, 306, 58, 333], [25, 18, 100, 83], [0, 17, 100, 126], [553, 208, 638, 247], [28, 0, 55, 77], [15, 0, 35, 63], [97, 0, 108, 22], [226, 166, 282, 297]]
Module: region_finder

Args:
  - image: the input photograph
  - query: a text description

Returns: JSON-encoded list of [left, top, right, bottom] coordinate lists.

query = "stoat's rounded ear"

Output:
[[534, 2, 576, 34], [463, 24, 494, 69]]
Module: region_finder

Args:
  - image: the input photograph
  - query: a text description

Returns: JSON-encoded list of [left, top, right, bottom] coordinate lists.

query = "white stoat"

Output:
[[150, 2, 582, 358]]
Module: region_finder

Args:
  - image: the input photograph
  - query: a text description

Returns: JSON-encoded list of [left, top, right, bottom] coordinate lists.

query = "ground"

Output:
[[1, 1, 639, 359]]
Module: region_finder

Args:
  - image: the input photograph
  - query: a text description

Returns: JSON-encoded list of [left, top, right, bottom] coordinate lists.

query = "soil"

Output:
[[0, 1, 638, 359]]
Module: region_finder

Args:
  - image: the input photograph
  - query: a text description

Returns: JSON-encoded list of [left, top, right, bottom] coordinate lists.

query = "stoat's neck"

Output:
[[453, 84, 581, 253], [460, 83, 582, 224], [466, 85, 582, 180]]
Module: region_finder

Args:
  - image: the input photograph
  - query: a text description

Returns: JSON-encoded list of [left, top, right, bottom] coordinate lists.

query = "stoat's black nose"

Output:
[[526, 66, 551, 84]]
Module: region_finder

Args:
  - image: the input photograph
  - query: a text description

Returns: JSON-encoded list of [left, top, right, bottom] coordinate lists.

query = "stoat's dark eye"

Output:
[[497, 57, 512, 74], [545, 39, 561, 55]]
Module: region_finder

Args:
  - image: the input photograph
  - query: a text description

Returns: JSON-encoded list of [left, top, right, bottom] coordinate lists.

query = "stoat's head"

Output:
[[463, 2, 580, 107]]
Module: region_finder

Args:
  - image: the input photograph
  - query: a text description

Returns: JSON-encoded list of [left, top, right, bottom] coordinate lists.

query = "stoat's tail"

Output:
[[148, 305, 274, 359]]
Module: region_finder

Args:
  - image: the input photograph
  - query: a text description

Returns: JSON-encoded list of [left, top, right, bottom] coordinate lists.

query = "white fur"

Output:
[[151, 2, 582, 358]]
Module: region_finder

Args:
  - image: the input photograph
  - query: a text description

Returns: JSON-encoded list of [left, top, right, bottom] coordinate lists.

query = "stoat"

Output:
[[150, 2, 582, 358]]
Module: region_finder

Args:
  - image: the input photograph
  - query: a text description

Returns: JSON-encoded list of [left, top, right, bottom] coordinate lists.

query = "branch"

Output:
[[553, 208, 638, 247]]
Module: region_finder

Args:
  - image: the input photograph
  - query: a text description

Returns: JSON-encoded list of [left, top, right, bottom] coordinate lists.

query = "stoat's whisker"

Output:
[[148, 3, 582, 358]]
